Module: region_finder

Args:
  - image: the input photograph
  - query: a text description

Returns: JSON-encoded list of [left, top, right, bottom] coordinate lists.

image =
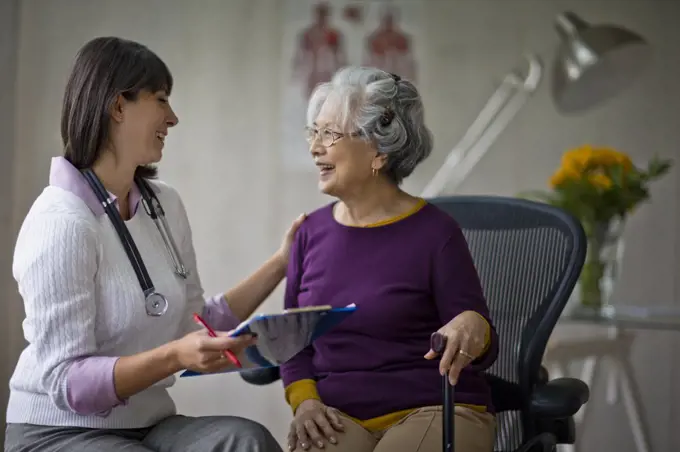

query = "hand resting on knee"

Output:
[[288, 399, 345, 451]]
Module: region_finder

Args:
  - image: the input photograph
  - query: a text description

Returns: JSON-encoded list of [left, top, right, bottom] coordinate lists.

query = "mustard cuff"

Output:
[[285, 379, 321, 414]]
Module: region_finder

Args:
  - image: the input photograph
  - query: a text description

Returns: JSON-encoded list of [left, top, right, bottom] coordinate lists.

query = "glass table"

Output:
[[545, 305, 680, 452], [562, 305, 680, 331]]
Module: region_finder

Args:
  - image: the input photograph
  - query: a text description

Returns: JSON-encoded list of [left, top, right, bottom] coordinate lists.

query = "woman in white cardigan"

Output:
[[5, 36, 301, 452]]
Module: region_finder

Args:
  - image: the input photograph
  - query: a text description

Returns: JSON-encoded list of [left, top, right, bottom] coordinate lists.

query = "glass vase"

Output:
[[571, 217, 626, 314]]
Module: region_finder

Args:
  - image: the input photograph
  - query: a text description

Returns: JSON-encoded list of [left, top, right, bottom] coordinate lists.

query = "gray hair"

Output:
[[307, 66, 433, 185]]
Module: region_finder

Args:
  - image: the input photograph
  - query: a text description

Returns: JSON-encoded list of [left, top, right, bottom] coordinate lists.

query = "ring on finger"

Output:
[[458, 350, 474, 360]]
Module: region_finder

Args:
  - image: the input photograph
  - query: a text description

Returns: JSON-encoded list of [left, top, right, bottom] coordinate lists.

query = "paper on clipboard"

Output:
[[180, 303, 357, 377]]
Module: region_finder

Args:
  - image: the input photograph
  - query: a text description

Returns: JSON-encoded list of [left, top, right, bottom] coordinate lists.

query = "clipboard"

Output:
[[180, 303, 357, 377]]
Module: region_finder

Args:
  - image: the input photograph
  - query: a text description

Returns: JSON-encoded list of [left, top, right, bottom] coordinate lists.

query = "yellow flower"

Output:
[[561, 146, 593, 171], [527, 144, 672, 228], [590, 147, 633, 171], [588, 173, 613, 189], [550, 145, 634, 188], [549, 166, 580, 187]]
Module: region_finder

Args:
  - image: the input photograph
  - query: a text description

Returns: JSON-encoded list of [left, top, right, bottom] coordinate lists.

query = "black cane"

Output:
[[431, 332, 454, 452]]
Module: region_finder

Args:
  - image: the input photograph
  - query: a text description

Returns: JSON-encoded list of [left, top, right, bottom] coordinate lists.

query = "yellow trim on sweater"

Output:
[[285, 379, 321, 414], [284, 197, 492, 431], [348, 403, 487, 431], [285, 379, 487, 431], [359, 198, 427, 228]]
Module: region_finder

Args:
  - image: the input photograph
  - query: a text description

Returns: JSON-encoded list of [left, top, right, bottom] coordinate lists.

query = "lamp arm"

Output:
[[420, 55, 544, 198]]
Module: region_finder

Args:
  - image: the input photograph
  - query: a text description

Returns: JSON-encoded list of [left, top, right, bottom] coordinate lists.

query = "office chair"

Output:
[[240, 196, 590, 452]]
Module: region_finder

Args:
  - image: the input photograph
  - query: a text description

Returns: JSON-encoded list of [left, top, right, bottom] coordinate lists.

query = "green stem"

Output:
[[580, 222, 606, 308], [580, 258, 604, 307]]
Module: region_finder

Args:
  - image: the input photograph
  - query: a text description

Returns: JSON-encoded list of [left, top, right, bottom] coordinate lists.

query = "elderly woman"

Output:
[[280, 67, 498, 452]]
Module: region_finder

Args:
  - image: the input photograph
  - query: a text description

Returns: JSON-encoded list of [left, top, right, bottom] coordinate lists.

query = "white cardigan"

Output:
[[7, 179, 205, 429]]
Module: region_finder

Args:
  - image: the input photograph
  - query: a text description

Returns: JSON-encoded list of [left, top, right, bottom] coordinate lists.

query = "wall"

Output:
[[0, 0, 21, 434], [6, 0, 680, 450]]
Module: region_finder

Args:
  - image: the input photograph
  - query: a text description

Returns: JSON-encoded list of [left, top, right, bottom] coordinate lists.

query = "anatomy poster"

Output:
[[280, 0, 422, 171], [362, 4, 418, 82]]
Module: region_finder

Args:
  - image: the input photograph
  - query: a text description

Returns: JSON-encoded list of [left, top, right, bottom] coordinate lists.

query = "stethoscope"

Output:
[[82, 169, 188, 317]]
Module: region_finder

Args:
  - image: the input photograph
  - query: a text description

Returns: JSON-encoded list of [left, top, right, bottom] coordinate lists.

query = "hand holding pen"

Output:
[[169, 314, 256, 374], [193, 313, 243, 368]]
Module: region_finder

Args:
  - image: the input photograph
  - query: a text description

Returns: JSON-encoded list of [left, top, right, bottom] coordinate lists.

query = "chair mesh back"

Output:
[[429, 196, 585, 452]]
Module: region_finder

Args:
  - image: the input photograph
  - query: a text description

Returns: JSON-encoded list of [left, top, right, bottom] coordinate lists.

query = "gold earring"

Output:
[[372, 168, 378, 177]]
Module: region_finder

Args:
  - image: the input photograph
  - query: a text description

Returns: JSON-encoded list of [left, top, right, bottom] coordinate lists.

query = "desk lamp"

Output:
[[421, 11, 652, 198]]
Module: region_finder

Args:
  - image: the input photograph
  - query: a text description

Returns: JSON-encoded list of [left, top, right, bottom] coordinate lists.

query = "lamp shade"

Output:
[[551, 12, 652, 114]]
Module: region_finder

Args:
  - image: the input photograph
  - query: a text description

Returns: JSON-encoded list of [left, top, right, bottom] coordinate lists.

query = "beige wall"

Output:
[[0, 0, 20, 441], [3, 0, 680, 450]]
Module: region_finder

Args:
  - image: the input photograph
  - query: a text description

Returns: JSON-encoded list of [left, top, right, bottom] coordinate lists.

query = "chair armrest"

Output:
[[239, 367, 281, 386], [530, 377, 589, 419]]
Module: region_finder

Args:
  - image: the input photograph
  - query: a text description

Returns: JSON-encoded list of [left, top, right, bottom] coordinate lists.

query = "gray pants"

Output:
[[5, 415, 283, 452]]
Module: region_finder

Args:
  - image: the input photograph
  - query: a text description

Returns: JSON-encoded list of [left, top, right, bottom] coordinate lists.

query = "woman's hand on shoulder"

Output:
[[168, 330, 257, 374], [288, 399, 344, 451], [275, 213, 307, 271], [424, 310, 489, 385]]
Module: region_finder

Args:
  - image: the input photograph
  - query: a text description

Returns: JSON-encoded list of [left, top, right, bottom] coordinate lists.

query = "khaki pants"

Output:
[[302, 406, 495, 452]]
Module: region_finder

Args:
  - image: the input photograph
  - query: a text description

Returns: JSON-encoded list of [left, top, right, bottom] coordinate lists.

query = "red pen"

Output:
[[193, 313, 242, 368]]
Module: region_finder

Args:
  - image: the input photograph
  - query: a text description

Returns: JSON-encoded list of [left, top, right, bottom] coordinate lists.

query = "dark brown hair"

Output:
[[61, 36, 174, 179]]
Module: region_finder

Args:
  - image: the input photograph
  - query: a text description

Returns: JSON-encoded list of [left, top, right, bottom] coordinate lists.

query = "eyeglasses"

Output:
[[304, 126, 362, 148]]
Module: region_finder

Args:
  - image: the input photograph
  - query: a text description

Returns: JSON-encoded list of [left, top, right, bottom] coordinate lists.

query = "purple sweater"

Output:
[[279, 202, 498, 420]]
